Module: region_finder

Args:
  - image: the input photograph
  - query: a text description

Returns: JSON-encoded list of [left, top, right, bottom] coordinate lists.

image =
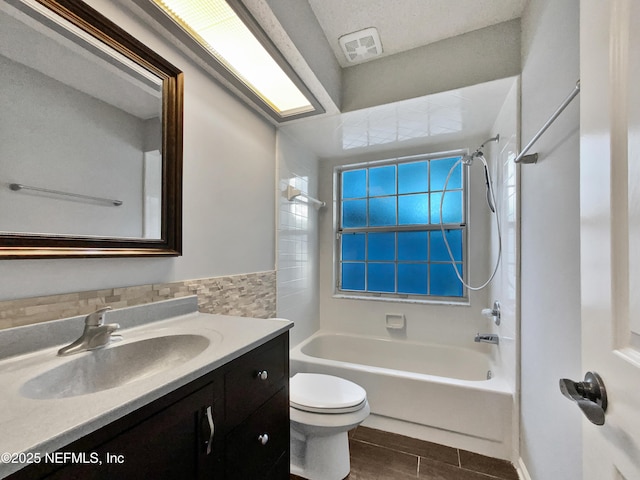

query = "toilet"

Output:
[[290, 373, 370, 480]]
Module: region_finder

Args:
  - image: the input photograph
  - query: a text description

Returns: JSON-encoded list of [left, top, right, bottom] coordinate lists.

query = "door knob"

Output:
[[559, 371, 607, 426]]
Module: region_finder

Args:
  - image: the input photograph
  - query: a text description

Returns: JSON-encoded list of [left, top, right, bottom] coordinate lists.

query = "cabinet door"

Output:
[[46, 385, 218, 479], [224, 388, 289, 479]]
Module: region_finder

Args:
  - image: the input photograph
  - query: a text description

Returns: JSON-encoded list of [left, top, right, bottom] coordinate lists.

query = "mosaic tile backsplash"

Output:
[[0, 271, 276, 330]]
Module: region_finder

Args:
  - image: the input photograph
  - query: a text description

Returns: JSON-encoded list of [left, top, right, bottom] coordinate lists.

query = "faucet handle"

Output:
[[85, 306, 112, 326]]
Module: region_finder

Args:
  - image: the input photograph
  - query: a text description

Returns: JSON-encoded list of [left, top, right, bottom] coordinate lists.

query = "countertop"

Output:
[[0, 296, 292, 478]]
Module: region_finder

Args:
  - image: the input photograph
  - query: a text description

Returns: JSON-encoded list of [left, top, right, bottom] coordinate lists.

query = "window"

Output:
[[336, 154, 466, 301]]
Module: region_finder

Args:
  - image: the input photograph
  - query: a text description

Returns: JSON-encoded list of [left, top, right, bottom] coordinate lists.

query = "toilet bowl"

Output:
[[290, 373, 370, 480]]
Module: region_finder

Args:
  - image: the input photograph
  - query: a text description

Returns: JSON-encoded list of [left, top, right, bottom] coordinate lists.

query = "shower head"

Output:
[[460, 149, 496, 213]]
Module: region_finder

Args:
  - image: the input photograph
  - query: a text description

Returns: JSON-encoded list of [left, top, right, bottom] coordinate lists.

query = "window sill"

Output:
[[332, 293, 470, 306]]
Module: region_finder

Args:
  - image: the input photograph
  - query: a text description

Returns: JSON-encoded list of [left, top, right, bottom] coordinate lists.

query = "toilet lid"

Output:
[[290, 373, 367, 414]]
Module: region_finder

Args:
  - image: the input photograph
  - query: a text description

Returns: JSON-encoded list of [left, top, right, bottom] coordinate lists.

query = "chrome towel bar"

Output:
[[515, 80, 580, 164], [9, 183, 123, 206], [286, 185, 325, 208]]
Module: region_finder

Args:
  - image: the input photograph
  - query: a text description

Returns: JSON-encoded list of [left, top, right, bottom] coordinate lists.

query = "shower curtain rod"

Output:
[[286, 185, 326, 208], [515, 80, 580, 164]]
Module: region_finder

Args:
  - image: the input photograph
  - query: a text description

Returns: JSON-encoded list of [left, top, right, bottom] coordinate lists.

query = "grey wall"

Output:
[[342, 20, 521, 112], [0, 56, 145, 238], [519, 0, 581, 478], [0, 0, 276, 301]]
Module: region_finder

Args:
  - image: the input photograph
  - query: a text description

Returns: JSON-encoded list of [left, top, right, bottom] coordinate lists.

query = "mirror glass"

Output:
[[0, 0, 183, 257]]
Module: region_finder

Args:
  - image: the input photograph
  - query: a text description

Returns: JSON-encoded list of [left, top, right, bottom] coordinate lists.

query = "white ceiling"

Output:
[[307, 0, 527, 67]]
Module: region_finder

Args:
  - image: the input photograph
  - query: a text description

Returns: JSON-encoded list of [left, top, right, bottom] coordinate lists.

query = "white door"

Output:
[[580, 1, 640, 479]]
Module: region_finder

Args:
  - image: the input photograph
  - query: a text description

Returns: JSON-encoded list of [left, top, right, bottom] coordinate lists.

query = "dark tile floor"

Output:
[[291, 426, 519, 480]]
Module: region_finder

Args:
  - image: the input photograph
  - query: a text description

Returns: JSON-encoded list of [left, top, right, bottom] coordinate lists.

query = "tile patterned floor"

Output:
[[291, 426, 519, 480]]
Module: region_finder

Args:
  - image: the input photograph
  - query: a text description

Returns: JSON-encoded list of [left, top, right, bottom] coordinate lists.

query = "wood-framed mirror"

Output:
[[0, 0, 183, 258]]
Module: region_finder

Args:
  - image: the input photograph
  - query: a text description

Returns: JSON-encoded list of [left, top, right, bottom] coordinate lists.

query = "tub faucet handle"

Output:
[[481, 301, 501, 325]]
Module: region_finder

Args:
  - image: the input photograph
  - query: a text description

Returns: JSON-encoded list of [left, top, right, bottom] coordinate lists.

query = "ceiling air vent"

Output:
[[339, 27, 382, 64]]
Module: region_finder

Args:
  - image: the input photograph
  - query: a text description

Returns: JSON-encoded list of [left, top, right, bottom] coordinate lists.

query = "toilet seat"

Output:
[[290, 373, 367, 414]]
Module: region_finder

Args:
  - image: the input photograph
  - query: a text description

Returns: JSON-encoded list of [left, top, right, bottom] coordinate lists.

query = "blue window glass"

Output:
[[369, 197, 396, 226], [430, 230, 463, 262], [430, 263, 463, 297], [398, 194, 429, 225], [368, 232, 395, 261], [342, 233, 365, 261], [430, 157, 461, 191], [338, 155, 465, 299], [342, 199, 367, 228], [398, 161, 428, 194], [369, 165, 396, 197], [342, 263, 365, 290], [429, 191, 463, 224], [398, 264, 428, 294], [342, 169, 367, 199], [398, 231, 427, 261], [368, 263, 395, 292]]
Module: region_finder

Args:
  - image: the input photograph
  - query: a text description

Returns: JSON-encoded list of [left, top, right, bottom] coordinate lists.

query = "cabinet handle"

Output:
[[205, 406, 215, 455], [258, 433, 269, 445], [257, 370, 268, 380]]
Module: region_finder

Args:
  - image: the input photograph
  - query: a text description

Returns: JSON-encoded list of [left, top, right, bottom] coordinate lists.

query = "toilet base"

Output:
[[290, 429, 350, 480]]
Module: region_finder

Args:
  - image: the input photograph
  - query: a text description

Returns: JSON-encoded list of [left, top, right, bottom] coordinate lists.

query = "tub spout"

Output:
[[475, 333, 499, 345]]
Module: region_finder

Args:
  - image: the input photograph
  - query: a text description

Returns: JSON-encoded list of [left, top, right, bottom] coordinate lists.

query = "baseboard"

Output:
[[516, 457, 532, 480]]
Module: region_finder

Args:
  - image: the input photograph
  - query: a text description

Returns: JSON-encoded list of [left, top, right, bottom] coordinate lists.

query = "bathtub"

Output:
[[290, 331, 513, 459]]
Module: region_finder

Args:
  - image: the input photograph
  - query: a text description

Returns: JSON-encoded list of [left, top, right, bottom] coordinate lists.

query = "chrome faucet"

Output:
[[475, 333, 499, 345], [57, 307, 121, 356]]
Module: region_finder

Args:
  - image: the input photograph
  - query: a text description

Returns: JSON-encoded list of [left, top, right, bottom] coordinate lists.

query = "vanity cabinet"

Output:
[[8, 333, 289, 480], [222, 336, 290, 478]]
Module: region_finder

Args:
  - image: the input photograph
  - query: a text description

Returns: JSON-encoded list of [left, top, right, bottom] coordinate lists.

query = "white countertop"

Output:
[[0, 298, 292, 478]]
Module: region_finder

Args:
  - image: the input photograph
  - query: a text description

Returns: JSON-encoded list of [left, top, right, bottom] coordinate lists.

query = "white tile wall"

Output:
[[487, 78, 519, 464], [276, 131, 321, 347]]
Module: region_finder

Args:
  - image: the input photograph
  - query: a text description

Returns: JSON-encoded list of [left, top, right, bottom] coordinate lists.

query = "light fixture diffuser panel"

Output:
[[151, 0, 317, 119], [339, 27, 382, 64]]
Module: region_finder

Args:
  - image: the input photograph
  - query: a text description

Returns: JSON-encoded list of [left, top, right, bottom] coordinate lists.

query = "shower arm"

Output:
[[479, 134, 500, 150]]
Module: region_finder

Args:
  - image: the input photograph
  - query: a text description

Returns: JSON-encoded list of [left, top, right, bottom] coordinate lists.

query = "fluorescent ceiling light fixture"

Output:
[[151, 0, 315, 117]]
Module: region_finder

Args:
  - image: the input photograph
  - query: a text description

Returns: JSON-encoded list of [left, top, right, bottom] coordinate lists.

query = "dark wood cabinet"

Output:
[[221, 332, 289, 479], [9, 333, 289, 480], [224, 388, 289, 479]]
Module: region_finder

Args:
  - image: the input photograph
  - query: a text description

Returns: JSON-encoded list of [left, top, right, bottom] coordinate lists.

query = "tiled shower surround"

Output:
[[0, 271, 276, 330]]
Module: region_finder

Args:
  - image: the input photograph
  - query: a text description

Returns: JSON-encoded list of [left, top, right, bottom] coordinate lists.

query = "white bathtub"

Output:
[[290, 331, 513, 459]]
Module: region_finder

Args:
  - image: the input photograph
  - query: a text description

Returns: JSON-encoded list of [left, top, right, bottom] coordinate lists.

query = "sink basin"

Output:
[[20, 334, 210, 399]]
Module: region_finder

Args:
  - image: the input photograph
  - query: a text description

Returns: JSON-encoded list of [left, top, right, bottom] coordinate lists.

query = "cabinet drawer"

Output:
[[225, 388, 289, 479], [225, 335, 288, 426]]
